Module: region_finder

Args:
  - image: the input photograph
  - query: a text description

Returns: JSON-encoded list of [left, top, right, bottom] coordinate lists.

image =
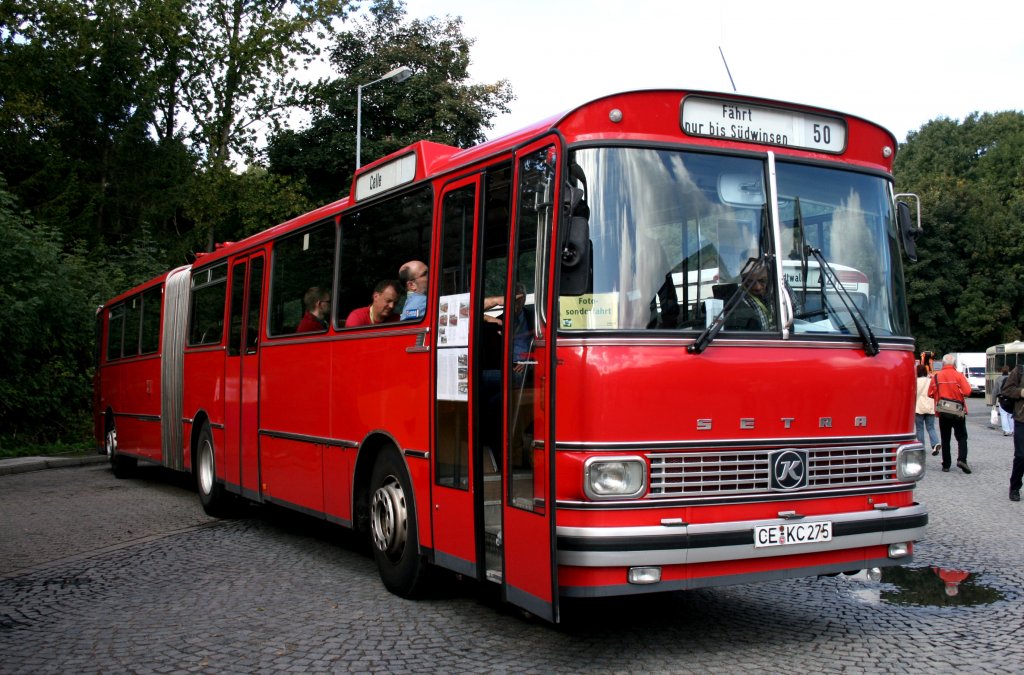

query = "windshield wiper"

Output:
[[803, 244, 879, 356], [688, 255, 767, 354], [789, 197, 878, 355]]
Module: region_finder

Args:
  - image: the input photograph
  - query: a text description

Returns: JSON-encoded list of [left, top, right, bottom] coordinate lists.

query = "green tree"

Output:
[[0, 178, 147, 448], [0, 0, 195, 252], [896, 111, 1024, 354], [186, 166, 316, 250], [182, 0, 355, 170], [267, 0, 514, 203]]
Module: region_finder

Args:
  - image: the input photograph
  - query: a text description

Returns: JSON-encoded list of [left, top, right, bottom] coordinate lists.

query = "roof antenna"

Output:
[[718, 46, 737, 92]]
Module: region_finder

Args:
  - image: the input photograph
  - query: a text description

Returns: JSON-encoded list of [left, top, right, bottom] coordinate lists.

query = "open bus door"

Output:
[[431, 176, 481, 577], [501, 140, 559, 622]]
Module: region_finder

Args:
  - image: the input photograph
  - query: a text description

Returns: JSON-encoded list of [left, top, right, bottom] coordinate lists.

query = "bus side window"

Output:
[[268, 220, 336, 337], [337, 187, 432, 330], [187, 264, 228, 346]]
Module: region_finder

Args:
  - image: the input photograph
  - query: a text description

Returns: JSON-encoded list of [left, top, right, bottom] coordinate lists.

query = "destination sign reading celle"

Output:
[[681, 96, 847, 153], [354, 152, 418, 201]]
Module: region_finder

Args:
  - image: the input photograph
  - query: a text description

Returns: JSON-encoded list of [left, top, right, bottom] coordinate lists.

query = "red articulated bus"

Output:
[[94, 89, 927, 622]]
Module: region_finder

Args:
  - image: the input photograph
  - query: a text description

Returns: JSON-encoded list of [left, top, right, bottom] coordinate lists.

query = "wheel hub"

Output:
[[371, 476, 407, 559]]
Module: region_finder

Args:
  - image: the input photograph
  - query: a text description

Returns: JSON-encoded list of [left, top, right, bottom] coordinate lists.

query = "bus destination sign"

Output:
[[355, 152, 417, 201], [681, 96, 847, 153]]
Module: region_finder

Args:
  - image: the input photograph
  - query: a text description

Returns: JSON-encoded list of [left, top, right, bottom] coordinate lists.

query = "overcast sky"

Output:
[[397, 0, 1023, 143]]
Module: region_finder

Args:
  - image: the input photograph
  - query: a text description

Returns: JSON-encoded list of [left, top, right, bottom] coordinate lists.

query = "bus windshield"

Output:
[[558, 147, 910, 337]]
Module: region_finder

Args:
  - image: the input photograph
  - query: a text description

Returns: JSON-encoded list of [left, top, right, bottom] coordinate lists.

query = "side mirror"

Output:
[[559, 215, 591, 296], [895, 193, 922, 262]]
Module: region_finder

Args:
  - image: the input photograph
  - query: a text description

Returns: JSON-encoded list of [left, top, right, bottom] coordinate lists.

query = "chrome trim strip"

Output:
[[555, 336, 915, 350], [183, 345, 227, 353], [112, 412, 161, 422], [261, 326, 428, 347], [259, 429, 358, 448], [767, 151, 788, 339], [556, 482, 914, 510], [556, 503, 926, 567], [404, 449, 430, 459], [555, 434, 915, 451]]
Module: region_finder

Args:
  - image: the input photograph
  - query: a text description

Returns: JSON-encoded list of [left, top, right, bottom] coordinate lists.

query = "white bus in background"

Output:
[[954, 352, 986, 396], [985, 341, 1024, 405]]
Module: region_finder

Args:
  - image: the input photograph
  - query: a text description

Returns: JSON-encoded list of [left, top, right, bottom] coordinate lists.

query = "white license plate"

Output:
[[754, 521, 833, 548]]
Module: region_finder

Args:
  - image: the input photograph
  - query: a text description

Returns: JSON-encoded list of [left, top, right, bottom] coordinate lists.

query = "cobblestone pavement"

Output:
[[1, 409, 1022, 673]]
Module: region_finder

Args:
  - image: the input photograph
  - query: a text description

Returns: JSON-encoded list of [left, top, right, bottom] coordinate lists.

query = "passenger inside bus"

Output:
[[295, 286, 330, 333], [344, 279, 401, 327], [398, 260, 428, 321], [724, 259, 776, 331]]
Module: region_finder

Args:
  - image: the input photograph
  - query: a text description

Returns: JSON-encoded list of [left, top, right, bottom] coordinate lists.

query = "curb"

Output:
[[0, 454, 108, 476]]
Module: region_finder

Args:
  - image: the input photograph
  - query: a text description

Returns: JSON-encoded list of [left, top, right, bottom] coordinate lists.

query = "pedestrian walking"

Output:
[[999, 364, 1024, 502], [928, 353, 972, 474], [914, 363, 940, 455], [994, 366, 1014, 436]]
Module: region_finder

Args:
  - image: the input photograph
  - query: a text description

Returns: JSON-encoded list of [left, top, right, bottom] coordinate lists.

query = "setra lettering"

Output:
[[693, 415, 867, 430]]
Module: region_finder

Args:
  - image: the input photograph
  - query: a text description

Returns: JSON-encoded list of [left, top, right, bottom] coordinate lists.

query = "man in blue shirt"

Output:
[[399, 260, 428, 320]]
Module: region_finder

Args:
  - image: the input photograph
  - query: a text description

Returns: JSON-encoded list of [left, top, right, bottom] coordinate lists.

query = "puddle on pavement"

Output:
[[842, 566, 1005, 607]]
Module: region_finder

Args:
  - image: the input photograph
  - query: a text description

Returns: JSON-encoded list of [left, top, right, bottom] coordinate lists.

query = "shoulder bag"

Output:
[[934, 374, 966, 419]]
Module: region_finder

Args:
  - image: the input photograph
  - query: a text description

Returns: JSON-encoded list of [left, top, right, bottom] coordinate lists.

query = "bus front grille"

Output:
[[646, 444, 899, 497]]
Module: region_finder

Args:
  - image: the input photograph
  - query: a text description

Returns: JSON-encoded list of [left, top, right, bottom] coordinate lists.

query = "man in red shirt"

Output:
[[928, 353, 973, 473], [345, 280, 401, 327]]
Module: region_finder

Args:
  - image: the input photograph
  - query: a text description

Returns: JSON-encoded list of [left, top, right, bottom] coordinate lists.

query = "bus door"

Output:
[[431, 176, 481, 577], [502, 141, 558, 622], [224, 254, 265, 497]]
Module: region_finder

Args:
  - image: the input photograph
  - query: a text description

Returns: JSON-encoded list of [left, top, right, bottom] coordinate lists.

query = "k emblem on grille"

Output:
[[770, 449, 808, 490]]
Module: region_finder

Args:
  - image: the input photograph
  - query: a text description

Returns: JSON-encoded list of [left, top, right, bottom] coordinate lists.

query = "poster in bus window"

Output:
[[437, 293, 470, 401], [559, 292, 619, 330]]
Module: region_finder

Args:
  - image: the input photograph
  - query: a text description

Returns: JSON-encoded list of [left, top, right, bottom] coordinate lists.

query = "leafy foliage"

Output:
[[0, 178, 135, 448], [0, 0, 507, 448], [267, 0, 514, 203], [895, 111, 1024, 354]]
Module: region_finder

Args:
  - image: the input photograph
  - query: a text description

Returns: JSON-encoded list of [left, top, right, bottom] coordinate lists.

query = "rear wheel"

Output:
[[196, 424, 229, 517], [369, 447, 427, 597], [106, 422, 136, 479]]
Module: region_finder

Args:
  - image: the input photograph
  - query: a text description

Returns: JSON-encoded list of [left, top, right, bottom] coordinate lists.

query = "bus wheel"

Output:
[[369, 448, 427, 597], [196, 424, 229, 517], [106, 423, 136, 479]]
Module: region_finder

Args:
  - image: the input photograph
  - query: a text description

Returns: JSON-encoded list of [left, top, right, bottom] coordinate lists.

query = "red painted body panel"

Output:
[[259, 339, 332, 510], [554, 344, 914, 446], [102, 355, 162, 460], [183, 349, 225, 466], [327, 331, 433, 544]]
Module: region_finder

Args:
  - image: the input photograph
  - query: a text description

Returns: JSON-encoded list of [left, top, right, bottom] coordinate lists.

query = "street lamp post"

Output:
[[356, 66, 413, 169]]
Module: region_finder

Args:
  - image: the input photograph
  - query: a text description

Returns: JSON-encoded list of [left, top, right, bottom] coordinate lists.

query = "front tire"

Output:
[[196, 424, 229, 517], [369, 447, 427, 597]]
